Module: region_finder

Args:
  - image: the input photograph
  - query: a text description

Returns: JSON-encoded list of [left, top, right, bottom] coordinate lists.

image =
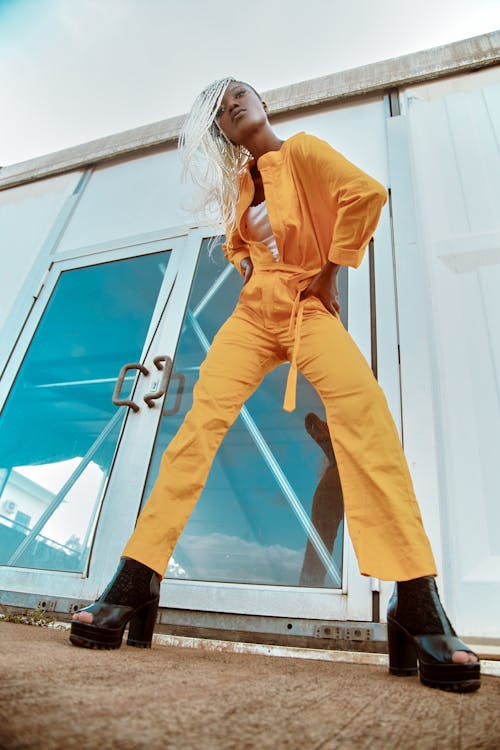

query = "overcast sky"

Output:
[[1, 0, 499, 166]]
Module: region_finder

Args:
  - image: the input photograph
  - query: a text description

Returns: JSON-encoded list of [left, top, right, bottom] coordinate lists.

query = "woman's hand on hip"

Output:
[[301, 261, 341, 314], [240, 257, 254, 286]]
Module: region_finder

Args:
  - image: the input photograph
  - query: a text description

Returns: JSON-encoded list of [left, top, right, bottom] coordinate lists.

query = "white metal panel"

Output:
[[445, 91, 500, 231], [0, 172, 78, 332], [276, 96, 389, 185], [56, 148, 193, 253], [401, 82, 500, 637], [403, 65, 500, 105]]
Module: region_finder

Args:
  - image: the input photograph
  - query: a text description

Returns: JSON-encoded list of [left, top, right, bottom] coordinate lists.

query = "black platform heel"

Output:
[[69, 557, 160, 650], [387, 576, 480, 693], [127, 598, 160, 648]]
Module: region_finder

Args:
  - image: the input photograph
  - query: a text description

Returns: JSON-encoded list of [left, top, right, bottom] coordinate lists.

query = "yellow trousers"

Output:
[[123, 268, 437, 581]]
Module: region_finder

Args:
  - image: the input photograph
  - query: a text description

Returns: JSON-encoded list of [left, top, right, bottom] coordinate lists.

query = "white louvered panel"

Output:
[[475, 266, 500, 548], [445, 89, 500, 232], [408, 96, 470, 238], [406, 82, 500, 637]]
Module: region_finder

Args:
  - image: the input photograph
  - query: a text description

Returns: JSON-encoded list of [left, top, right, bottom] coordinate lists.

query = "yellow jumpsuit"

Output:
[[123, 132, 437, 581]]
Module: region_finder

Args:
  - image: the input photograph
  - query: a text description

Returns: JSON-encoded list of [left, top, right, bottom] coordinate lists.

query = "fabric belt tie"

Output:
[[283, 288, 306, 413]]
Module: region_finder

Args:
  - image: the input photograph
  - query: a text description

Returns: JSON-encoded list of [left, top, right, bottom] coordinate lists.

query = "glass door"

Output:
[[139, 237, 372, 621], [0, 236, 195, 603], [0, 252, 171, 572]]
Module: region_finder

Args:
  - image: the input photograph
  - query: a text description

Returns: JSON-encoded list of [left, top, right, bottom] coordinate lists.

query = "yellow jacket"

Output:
[[223, 132, 387, 273]]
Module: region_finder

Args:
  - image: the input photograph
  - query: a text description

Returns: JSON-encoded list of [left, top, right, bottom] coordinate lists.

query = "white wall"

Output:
[[55, 147, 192, 254], [0, 173, 78, 332], [393, 67, 500, 637]]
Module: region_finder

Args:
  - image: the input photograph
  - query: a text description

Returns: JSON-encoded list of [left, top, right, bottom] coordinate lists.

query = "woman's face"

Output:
[[214, 81, 267, 145]]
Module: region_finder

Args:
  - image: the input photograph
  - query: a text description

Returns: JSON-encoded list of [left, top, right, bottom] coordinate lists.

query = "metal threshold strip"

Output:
[[9, 617, 499, 677]]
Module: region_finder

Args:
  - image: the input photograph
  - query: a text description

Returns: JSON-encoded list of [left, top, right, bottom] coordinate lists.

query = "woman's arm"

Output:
[[294, 134, 387, 269], [222, 228, 251, 277], [239, 256, 254, 285], [301, 260, 340, 314]]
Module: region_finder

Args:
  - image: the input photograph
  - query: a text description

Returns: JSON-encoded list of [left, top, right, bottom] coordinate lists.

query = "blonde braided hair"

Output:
[[178, 77, 253, 235]]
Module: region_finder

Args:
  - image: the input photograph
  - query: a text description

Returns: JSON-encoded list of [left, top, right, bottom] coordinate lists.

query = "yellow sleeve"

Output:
[[222, 226, 250, 276], [296, 134, 387, 268]]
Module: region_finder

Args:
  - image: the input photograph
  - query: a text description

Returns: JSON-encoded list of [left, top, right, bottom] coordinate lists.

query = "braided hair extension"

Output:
[[178, 77, 254, 235]]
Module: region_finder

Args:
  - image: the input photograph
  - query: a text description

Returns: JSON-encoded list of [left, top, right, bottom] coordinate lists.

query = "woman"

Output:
[[71, 78, 479, 693]]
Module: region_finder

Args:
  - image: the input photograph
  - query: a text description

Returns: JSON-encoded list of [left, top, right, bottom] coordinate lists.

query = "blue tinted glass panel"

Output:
[[0, 252, 170, 572], [143, 242, 346, 588]]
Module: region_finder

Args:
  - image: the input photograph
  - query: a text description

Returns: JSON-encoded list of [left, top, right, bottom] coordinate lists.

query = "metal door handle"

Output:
[[163, 372, 186, 416], [112, 362, 149, 413], [143, 355, 173, 408]]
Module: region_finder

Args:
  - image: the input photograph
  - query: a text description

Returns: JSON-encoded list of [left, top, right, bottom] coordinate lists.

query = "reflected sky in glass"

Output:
[[0, 252, 170, 571]]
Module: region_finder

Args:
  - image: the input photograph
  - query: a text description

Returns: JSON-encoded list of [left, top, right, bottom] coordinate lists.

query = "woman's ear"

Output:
[[262, 100, 269, 113]]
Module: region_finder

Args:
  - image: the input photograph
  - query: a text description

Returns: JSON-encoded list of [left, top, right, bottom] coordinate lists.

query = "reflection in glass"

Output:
[[299, 413, 344, 586], [0, 252, 170, 572], [142, 241, 346, 588]]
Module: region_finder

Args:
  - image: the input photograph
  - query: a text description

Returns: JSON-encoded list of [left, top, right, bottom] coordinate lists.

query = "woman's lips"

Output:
[[232, 109, 246, 123]]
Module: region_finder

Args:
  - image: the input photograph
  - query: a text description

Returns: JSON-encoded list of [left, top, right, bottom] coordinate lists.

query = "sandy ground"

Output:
[[0, 621, 499, 750]]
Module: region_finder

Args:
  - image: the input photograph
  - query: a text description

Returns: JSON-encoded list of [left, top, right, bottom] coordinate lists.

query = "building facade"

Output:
[[1, 32, 499, 648]]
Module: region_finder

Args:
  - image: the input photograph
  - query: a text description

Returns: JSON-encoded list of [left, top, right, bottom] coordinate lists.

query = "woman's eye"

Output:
[[236, 89, 246, 98]]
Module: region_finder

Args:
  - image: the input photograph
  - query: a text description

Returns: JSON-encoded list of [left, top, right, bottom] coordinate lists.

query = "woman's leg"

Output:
[[299, 413, 344, 586], [71, 309, 283, 644], [289, 303, 436, 582], [121, 309, 283, 577], [286, 303, 478, 689]]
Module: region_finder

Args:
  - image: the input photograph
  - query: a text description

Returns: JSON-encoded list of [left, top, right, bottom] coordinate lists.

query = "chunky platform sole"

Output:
[[387, 616, 480, 693], [69, 598, 159, 650]]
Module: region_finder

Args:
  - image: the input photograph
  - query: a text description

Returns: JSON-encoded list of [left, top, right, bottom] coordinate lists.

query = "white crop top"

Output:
[[244, 201, 279, 262]]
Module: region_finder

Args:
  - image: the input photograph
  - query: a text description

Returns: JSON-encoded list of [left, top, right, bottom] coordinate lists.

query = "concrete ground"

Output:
[[0, 621, 499, 750]]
